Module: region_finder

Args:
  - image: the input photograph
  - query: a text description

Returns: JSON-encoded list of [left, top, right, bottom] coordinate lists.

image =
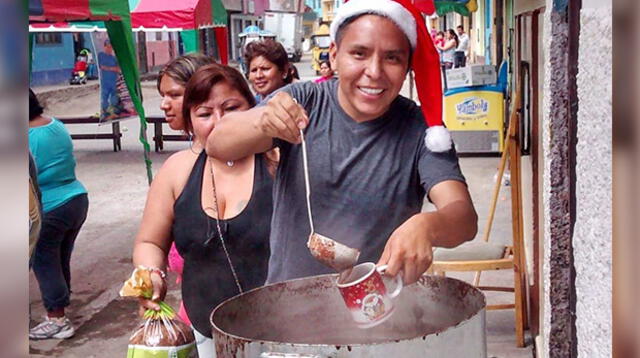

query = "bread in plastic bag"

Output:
[[121, 267, 195, 357]]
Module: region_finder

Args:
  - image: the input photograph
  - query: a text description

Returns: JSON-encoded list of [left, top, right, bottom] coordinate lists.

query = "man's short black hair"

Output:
[[335, 14, 370, 47], [457, 25, 464, 30]]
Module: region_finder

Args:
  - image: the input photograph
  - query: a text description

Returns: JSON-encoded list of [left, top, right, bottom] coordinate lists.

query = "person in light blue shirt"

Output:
[[28, 89, 89, 341]]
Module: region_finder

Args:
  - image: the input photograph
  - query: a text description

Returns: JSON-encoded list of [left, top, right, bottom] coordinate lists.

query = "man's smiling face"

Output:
[[330, 15, 411, 123]]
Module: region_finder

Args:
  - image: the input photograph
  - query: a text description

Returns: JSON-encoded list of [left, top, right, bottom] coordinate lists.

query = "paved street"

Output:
[[30, 53, 533, 357]]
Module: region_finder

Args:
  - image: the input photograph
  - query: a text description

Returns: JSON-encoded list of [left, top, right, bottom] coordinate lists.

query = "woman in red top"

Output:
[[314, 61, 334, 83]]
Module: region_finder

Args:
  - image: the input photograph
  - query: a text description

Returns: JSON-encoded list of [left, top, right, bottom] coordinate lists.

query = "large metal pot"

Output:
[[211, 275, 486, 357]]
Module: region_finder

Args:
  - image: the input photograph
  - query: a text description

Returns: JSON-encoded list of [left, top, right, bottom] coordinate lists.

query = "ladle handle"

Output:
[[300, 128, 314, 234], [377, 265, 403, 299]]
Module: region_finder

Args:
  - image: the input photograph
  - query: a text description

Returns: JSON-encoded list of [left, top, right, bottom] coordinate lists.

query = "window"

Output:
[[155, 32, 162, 41], [35, 33, 62, 45]]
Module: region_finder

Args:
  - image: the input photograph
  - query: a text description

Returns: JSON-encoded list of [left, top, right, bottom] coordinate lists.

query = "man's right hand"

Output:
[[137, 270, 167, 316], [258, 92, 309, 144]]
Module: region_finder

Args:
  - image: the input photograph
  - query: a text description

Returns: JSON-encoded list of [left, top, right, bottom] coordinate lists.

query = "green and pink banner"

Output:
[[29, 0, 131, 22]]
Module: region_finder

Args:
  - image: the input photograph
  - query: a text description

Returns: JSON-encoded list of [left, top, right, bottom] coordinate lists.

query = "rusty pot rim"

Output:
[[210, 274, 486, 347]]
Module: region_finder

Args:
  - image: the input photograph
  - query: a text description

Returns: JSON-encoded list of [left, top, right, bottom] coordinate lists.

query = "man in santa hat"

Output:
[[207, 0, 477, 285]]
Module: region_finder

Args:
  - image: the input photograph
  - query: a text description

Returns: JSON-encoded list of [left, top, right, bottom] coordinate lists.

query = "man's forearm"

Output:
[[206, 107, 273, 161], [423, 200, 478, 248]]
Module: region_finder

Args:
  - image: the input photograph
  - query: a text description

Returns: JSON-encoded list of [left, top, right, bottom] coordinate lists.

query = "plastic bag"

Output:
[[121, 267, 195, 358]]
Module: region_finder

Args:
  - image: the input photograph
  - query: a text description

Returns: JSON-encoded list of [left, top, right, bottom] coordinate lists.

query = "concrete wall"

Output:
[[31, 33, 75, 86], [540, 1, 553, 356], [540, 0, 612, 357], [574, 2, 612, 357], [223, 0, 243, 11], [514, 0, 545, 15]]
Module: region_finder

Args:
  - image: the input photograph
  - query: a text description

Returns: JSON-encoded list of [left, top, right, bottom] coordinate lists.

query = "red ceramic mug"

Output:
[[336, 262, 403, 328]]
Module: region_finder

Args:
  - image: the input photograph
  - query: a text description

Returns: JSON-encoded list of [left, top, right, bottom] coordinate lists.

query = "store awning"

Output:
[[29, 0, 131, 22], [128, 0, 229, 61], [435, 0, 478, 16], [129, 0, 227, 29]]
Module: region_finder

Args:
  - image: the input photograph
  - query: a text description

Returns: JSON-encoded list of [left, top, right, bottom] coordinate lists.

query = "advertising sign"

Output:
[[444, 90, 503, 129], [92, 32, 137, 123], [444, 90, 504, 152]]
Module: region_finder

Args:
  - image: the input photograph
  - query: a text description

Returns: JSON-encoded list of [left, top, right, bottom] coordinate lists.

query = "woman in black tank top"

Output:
[[132, 64, 277, 356]]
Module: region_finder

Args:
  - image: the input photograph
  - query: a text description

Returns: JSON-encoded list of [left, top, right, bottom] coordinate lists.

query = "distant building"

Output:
[[305, 0, 322, 19], [31, 32, 95, 87], [321, 0, 343, 22]]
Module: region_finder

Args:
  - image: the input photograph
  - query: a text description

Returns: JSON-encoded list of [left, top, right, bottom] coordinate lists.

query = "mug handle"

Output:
[[376, 264, 403, 298]]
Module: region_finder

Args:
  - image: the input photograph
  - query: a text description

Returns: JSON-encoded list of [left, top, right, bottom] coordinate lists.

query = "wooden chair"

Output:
[[428, 87, 528, 347]]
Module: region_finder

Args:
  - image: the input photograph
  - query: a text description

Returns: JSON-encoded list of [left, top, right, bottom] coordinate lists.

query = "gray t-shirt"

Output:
[[262, 79, 465, 283]]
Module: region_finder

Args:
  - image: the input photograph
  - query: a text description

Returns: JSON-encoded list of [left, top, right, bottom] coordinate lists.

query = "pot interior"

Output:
[[211, 274, 485, 346]]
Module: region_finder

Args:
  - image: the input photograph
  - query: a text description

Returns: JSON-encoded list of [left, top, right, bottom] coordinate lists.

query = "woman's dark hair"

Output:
[[156, 53, 215, 93], [289, 64, 300, 80], [29, 88, 44, 121], [182, 64, 256, 136], [319, 60, 331, 70], [243, 40, 292, 84], [436, 31, 445, 37], [447, 29, 459, 48]]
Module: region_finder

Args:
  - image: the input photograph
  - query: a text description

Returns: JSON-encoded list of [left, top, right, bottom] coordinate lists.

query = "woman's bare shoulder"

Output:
[[154, 149, 200, 197]]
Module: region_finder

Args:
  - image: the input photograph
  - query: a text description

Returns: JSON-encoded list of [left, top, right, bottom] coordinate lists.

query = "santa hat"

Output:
[[330, 0, 451, 152]]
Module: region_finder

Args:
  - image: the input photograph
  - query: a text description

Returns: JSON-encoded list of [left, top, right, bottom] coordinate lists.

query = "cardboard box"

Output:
[[445, 65, 497, 89]]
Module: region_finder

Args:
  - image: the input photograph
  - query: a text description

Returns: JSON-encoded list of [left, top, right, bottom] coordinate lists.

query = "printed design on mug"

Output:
[[361, 293, 386, 320], [341, 273, 387, 309]]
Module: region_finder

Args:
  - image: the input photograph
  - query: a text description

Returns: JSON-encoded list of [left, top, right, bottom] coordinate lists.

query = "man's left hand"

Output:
[[377, 213, 434, 285]]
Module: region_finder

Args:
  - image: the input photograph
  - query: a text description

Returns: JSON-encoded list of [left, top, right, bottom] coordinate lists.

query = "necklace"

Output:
[[205, 158, 243, 294], [226, 160, 234, 167]]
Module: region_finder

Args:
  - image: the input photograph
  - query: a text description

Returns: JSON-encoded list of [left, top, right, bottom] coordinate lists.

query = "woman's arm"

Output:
[[132, 158, 180, 309], [207, 92, 309, 161], [132, 169, 175, 271], [441, 39, 457, 51]]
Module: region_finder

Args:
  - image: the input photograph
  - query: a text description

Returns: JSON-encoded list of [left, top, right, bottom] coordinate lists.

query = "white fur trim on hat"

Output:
[[424, 126, 452, 152], [330, 0, 417, 49]]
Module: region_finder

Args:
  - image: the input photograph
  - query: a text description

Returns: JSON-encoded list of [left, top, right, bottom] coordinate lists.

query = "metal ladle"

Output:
[[300, 129, 360, 272]]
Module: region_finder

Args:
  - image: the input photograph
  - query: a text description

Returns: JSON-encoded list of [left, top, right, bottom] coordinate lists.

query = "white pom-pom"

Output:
[[424, 126, 452, 152]]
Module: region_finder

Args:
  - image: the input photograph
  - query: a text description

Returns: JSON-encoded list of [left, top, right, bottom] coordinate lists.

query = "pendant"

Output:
[[226, 160, 234, 167]]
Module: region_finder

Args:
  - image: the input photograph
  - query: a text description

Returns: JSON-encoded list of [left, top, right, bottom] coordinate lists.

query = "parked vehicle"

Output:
[[263, 12, 304, 62], [69, 55, 88, 85], [311, 23, 331, 74]]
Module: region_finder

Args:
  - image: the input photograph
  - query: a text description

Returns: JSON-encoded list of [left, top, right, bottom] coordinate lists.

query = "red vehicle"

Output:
[[70, 56, 88, 85]]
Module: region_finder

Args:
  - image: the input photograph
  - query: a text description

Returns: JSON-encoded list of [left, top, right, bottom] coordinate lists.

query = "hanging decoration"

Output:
[[434, 0, 478, 16]]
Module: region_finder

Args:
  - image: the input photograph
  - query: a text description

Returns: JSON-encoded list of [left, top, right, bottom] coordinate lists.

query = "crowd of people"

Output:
[[29, 1, 477, 355], [433, 25, 469, 69]]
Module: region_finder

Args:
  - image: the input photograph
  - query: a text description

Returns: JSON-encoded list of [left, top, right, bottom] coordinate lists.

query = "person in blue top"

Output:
[[28, 89, 89, 340], [98, 40, 120, 117]]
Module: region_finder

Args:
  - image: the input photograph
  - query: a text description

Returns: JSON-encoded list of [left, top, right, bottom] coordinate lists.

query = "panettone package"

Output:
[[120, 267, 195, 358]]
